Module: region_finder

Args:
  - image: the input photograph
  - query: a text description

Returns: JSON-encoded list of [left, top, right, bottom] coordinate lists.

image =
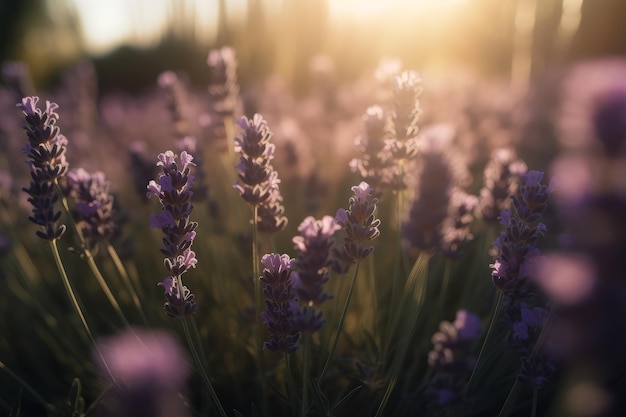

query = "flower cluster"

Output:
[[147, 150, 198, 318], [66, 168, 117, 248], [399, 124, 476, 258], [387, 71, 422, 191], [158, 71, 191, 139], [207, 46, 239, 118], [477, 147, 527, 223], [350, 106, 392, 197], [260, 253, 300, 353], [335, 182, 381, 261], [290, 215, 341, 333], [233, 114, 287, 233], [18, 96, 69, 241], [427, 310, 482, 408], [509, 304, 555, 388], [490, 171, 552, 292]]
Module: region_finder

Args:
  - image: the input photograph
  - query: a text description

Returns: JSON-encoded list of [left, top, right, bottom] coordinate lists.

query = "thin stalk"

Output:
[[437, 258, 452, 320], [531, 385, 538, 417], [54, 181, 132, 329], [106, 243, 150, 326], [182, 317, 228, 417], [319, 259, 361, 382], [285, 353, 297, 417], [252, 205, 268, 417], [300, 333, 311, 417], [497, 380, 519, 417], [0, 360, 59, 414], [464, 291, 503, 396], [390, 190, 405, 312], [84, 384, 113, 416], [375, 253, 429, 417], [49, 239, 115, 383]]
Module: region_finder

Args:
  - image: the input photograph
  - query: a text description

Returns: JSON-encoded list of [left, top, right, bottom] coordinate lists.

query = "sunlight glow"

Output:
[[68, 0, 469, 55], [328, 0, 468, 21]]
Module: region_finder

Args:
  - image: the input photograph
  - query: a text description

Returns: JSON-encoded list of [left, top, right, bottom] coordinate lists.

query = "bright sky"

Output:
[[68, 0, 468, 55]]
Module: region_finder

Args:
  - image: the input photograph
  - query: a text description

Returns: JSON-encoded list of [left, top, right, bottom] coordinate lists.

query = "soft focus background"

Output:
[[2, 0, 626, 92]]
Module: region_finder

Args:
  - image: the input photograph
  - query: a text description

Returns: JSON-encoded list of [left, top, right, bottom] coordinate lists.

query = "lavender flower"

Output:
[[175, 136, 210, 203], [207, 46, 240, 118], [477, 147, 527, 223], [335, 182, 381, 261], [386, 71, 423, 191], [95, 328, 190, 417], [440, 189, 478, 257], [290, 215, 341, 333], [158, 71, 191, 139], [147, 150, 198, 318], [428, 310, 482, 408], [128, 141, 158, 202], [65, 168, 117, 248], [234, 114, 287, 233], [350, 106, 393, 197], [260, 253, 300, 353], [402, 125, 474, 255], [490, 170, 553, 292], [18, 96, 69, 241]]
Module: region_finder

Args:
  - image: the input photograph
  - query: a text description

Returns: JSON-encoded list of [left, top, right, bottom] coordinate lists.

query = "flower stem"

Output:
[[319, 259, 361, 382], [182, 317, 228, 417], [300, 333, 311, 417], [465, 291, 503, 396], [252, 205, 268, 417], [0, 360, 59, 414], [531, 384, 538, 417], [49, 239, 115, 384], [54, 181, 132, 329], [106, 243, 150, 327]]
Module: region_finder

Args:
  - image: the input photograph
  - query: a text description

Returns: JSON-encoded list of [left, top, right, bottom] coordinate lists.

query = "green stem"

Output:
[[252, 205, 268, 417], [497, 380, 519, 417], [0, 360, 59, 414], [531, 384, 538, 417], [300, 333, 310, 417], [285, 353, 297, 417], [54, 181, 132, 329], [106, 243, 150, 327], [375, 253, 429, 417], [182, 317, 228, 417], [319, 259, 361, 382], [49, 240, 115, 383], [464, 291, 503, 396]]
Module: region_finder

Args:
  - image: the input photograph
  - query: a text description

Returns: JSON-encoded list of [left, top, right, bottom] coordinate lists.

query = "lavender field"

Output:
[[1, 2, 626, 417]]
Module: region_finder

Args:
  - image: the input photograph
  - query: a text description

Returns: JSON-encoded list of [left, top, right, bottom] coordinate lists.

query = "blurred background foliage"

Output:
[[1, 0, 625, 95]]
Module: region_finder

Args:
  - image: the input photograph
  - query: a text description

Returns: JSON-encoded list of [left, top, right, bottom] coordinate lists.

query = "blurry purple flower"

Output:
[[18, 96, 68, 241], [428, 309, 482, 409], [66, 168, 118, 248], [477, 147, 527, 223], [207, 46, 240, 118], [558, 58, 626, 154], [535, 254, 597, 305], [335, 182, 380, 261], [290, 215, 340, 332], [260, 253, 300, 353], [128, 141, 158, 202], [490, 170, 552, 292], [402, 125, 473, 255], [512, 304, 548, 342], [350, 105, 393, 197], [96, 327, 190, 417]]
